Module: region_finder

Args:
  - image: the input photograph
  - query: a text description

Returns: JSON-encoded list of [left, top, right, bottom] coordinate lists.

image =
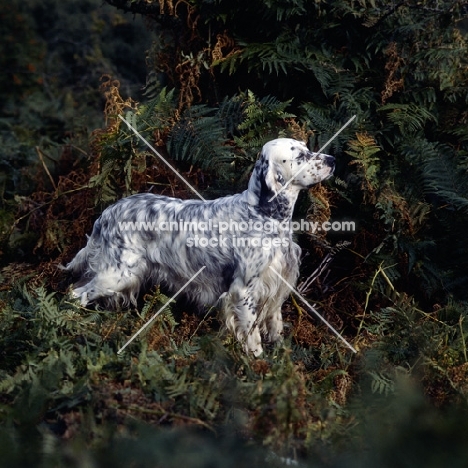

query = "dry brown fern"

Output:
[[381, 42, 405, 104]]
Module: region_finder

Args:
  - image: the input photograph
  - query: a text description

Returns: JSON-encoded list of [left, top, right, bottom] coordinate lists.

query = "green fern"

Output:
[[300, 104, 357, 152], [218, 29, 337, 94], [166, 369, 220, 418], [346, 132, 381, 196], [237, 90, 294, 141], [379, 103, 437, 134], [90, 88, 178, 205], [138, 87, 178, 131], [423, 151, 468, 213], [369, 371, 395, 396], [168, 104, 233, 171]]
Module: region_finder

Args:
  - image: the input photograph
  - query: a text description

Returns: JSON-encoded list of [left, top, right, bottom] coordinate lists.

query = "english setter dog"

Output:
[[64, 138, 335, 356]]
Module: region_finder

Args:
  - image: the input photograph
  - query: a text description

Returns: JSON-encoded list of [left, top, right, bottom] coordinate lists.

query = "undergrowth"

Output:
[[1, 277, 468, 466]]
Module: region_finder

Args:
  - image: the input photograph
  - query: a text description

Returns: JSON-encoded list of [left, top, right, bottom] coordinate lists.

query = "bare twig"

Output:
[[36, 146, 57, 191]]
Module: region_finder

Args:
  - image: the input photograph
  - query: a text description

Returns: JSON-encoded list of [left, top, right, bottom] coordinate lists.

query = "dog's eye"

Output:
[[276, 172, 285, 184], [296, 151, 309, 161]]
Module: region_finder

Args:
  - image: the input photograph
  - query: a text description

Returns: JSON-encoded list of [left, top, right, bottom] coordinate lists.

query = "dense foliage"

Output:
[[2, 0, 468, 466]]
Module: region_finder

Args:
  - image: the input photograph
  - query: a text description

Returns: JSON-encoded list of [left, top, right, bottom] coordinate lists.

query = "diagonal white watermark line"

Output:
[[117, 266, 206, 354], [268, 266, 357, 353], [269, 114, 357, 202], [118, 114, 206, 201]]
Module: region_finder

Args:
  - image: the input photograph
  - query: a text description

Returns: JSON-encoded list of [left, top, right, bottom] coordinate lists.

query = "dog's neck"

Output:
[[246, 174, 300, 220]]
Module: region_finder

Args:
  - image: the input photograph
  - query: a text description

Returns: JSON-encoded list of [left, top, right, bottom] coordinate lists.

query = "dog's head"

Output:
[[262, 138, 335, 189], [248, 138, 335, 217]]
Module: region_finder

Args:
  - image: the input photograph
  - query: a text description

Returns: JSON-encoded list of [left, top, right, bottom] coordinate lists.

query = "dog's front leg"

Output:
[[221, 278, 263, 357]]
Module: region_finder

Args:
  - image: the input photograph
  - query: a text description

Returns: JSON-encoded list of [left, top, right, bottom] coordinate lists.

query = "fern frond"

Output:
[[237, 91, 295, 141], [300, 104, 356, 153], [419, 144, 468, 212], [168, 104, 234, 171], [346, 132, 382, 197], [138, 87, 178, 131], [379, 103, 437, 133], [368, 370, 395, 396], [218, 30, 338, 95]]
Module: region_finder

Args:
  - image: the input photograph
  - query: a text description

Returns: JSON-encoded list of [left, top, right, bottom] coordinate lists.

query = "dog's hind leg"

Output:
[[72, 271, 141, 307]]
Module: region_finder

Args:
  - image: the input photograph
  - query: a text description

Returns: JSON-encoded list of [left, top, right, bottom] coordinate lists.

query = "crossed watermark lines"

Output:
[[117, 114, 357, 355]]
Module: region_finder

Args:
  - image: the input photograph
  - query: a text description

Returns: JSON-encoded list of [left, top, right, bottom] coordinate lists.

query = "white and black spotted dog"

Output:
[[64, 138, 335, 356]]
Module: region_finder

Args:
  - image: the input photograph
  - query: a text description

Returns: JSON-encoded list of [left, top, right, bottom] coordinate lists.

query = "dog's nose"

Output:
[[324, 155, 335, 168]]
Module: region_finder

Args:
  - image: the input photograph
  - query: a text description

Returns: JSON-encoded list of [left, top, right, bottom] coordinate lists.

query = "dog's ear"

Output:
[[263, 160, 279, 194], [248, 150, 280, 200], [248, 150, 288, 214], [263, 146, 287, 193]]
